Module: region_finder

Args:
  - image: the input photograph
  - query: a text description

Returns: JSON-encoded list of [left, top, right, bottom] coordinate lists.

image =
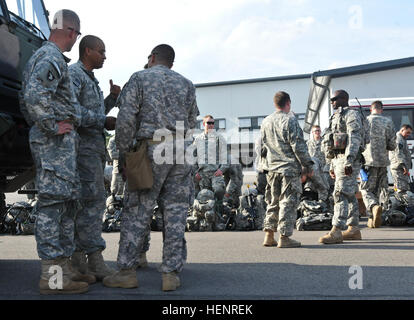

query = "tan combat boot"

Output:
[[277, 235, 301, 248], [87, 250, 116, 281], [367, 219, 374, 228], [102, 268, 138, 289], [162, 271, 181, 292], [342, 226, 362, 240], [39, 258, 89, 295], [136, 252, 148, 269], [71, 251, 88, 274], [68, 256, 96, 284], [263, 230, 278, 247], [372, 205, 383, 228], [319, 226, 343, 244]]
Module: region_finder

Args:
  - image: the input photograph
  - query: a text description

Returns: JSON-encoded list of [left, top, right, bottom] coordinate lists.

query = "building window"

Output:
[[239, 118, 252, 129], [239, 116, 268, 131], [295, 113, 306, 129], [218, 119, 226, 130]]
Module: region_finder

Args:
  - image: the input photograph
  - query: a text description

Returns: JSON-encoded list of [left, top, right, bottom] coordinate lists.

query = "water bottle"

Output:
[[360, 168, 368, 182]]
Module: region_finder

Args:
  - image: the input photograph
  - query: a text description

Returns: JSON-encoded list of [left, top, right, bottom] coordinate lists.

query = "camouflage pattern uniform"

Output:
[[224, 154, 244, 208], [308, 137, 332, 191], [254, 136, 268, 196], [107, 135, 125, 196], [328, 107, 363, 229], [115, 65, 199, 273], [20, 41, 105, 260], [187, 189, 217, 231], [304, 157, 329, 202], [193, 131, 229, 201], [69, 60, 116, 255], [261, 111, 314, 237], [361, 114, 396, 213], [390, 132, 413, 203]]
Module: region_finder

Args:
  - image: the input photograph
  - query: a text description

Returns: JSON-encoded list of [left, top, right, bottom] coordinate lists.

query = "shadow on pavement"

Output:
[[1, 260, 413, 300]]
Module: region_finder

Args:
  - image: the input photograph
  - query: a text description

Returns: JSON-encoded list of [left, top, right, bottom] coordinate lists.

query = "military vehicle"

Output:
[[0, 0, 50, 219]]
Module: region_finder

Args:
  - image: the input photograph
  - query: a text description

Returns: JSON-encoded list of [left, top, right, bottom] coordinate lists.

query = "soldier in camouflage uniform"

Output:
[[361, 101, 396, 229], [103, 44, 199, 292], [68, 35, 119, 281], [254, 135, 268, 196], [19, 10, 113, 295], [107, 135, 125, 197], [193, 116, 229, 207], [261, 92, 314, 248], [308, 125, 333, 192], [224, 153, 244, 209], [107, 136, 150, 268], [390, 124, 414, 205], [302, 157, 329, 203], [319, 90, 364, 244]]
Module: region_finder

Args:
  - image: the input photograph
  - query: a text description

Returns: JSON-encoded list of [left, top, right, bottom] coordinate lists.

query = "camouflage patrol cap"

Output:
[[197, 189, 215, 202]]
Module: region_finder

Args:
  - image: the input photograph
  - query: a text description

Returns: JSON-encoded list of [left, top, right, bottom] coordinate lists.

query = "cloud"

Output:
[[42, 0, 414, 95]]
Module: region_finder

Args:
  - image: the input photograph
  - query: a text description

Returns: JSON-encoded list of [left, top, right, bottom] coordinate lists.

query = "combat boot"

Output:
[[87, 250, 116, 281], [277, 235, 301, 248], [67, 257, 96, 284], [319, 226, 343, 244], [70, 251, 88, 274], [39, 258, 89, 295], [102, 268, 138, 289], [342, 226, 362, 240], [162, 271, 181, 292], [137, 252, 148, 269], [263, 230, 278, 247], [367, 218, 374, 228], [372, 205, 383, 228]]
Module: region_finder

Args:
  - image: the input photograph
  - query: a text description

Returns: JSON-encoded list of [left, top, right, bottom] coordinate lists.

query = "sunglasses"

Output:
[[206, 122, 215, 125]]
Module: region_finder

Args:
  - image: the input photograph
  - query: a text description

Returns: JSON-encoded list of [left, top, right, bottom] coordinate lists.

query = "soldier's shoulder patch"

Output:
[[72, 78, 81, 88]]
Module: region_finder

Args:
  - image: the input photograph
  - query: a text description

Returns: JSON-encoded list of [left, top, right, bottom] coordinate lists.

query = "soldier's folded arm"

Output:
[[24, 60, 64, 136]]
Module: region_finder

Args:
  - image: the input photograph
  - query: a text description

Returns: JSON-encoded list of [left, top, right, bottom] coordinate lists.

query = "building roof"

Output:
[[195, 74, 311, 88], [313, 56, 414, 78]]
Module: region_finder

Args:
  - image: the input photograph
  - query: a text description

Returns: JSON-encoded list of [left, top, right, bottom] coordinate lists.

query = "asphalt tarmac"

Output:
[[1, 219, 413, 301]]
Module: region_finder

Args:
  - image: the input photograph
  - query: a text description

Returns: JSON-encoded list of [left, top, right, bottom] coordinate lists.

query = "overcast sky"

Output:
[[42, 0, 414, 98]]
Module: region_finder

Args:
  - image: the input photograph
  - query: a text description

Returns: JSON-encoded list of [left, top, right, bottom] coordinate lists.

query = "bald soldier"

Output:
[[20, 10, 115, 294], [68, 35, 120, 281], [103, 44, 199, 292]]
